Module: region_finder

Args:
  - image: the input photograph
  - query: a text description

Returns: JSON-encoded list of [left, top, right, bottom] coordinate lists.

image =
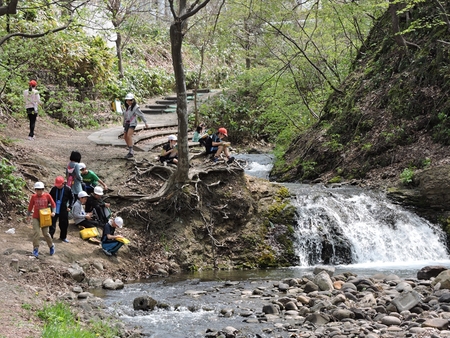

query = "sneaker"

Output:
[[61, 238, 69, 243], [125, 153, 134, 159], [102, 248, 112, 256], [49, 245, 55, 256], [28, 136, 33, 141], [32, 248, 39, 258], [78, 225, 85, 230], [227, 156, 235, 164], [212, 157, 219, 163], [163, 161, 167, 167]]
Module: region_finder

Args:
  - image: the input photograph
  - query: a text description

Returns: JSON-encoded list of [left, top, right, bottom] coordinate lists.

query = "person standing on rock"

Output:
[[27, 181, 56, 258], [49, 176, 73, 243], [101, 217, 125, 256], [23, 79, 41, 140], [122, 93, 149, 159]]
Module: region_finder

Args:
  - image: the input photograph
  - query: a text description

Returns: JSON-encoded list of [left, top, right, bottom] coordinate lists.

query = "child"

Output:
[[27, 181, 56, 258], [79, 162, 108, 194], [101, 217, 125, 256], [159, 135, 178, 165], [49, 176, 73, 242]]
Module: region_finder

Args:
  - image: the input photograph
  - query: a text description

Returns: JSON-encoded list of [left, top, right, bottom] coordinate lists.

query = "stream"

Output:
[[98, 154, 450, 337]]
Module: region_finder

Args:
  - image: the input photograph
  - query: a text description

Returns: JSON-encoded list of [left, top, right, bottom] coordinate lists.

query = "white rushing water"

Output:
[[288, 184, 450, 266]]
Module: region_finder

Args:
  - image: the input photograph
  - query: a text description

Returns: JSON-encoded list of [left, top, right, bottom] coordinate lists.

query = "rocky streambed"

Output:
[[88, 265, 450, 337]]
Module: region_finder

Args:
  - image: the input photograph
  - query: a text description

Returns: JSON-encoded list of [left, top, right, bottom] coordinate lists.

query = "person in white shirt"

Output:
[[23, 80, 41, 140]]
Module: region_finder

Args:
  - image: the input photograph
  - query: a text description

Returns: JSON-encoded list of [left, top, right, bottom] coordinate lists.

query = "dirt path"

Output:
[[0, 113, 167, 337]]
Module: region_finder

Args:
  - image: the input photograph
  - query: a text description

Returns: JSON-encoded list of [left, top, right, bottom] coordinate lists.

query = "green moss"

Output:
[[328, 176, 342, 184]]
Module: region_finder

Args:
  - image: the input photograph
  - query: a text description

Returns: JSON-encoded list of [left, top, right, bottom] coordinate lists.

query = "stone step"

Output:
[[141, 108, 165, 114], [156, 100, 177, 105], [145, 104, 170, 109]]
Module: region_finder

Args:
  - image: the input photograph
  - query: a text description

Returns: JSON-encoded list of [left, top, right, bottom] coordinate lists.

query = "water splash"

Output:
[[288, 184, 449, 266]]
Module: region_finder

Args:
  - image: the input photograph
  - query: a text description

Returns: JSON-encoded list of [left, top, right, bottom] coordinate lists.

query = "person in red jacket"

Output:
[[27, 181, 56, 258]]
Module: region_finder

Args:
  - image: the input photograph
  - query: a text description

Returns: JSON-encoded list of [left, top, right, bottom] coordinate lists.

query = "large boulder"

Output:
[[417, 266, 448, 280], [133, 296, 158, 311]]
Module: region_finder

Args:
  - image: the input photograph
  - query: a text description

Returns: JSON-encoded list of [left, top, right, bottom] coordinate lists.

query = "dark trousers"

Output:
[[27, 110, 37, 137], [50, 212, 69, 240], [77, 219, 99, 228]]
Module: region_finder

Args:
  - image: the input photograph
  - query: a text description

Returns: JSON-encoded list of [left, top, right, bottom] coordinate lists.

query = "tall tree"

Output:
[[168, 0, 211, 185]]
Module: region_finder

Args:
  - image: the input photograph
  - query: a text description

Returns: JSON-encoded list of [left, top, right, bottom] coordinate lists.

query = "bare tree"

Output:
[[168, 0, 211, 185]]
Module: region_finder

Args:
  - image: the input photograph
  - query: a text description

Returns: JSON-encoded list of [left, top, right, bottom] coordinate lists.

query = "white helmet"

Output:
[[168, 134, 177, 141], [78, 162, 86, 170], [34, 182, 44, 189], [78, 191, 89, 198], [94, 186, 104, 195], [124, 93, 134, 100]]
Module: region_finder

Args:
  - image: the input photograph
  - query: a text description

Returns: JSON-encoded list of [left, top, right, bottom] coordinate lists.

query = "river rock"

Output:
[[314, 271, 334, 291], [262, 304, 279, 314], [422, 318, 449, 330], [313, 265, 335, 277], [381, 315, 402, 326], [67, 266, 85, 282], [304, 281, 319, 293], [417, 266, 448, 280], [102, 278, 124, 290], [133, 296, 158, 311], [433, 270, 450, 289], [391, 291, 421, 312]]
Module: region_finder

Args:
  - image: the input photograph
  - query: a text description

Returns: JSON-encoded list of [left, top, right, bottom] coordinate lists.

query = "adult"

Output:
[[85, 186, 111, 226], [66, 151, 83, 201], [49, 176, 73, 242], [122, 93, 149, 159], [101, 217, 125, 256], [26, 182, 56, 258], [23, 79, 41, 140], [79, 162, 107, 194], [205, 127, 235, 164], [159, 134, 178, 165], [72, 191, 98, 229]]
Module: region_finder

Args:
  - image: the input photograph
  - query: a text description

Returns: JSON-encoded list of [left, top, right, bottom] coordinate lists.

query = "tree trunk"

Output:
[[116, 31, 124, 79], [389, 0, 407, 49], [170, 21, 189, 183]]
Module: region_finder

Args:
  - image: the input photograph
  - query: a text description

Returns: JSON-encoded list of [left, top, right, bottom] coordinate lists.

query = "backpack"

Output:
[[66, 165, 75, 187]]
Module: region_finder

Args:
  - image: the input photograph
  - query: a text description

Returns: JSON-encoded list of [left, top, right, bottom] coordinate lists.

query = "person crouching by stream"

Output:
[[101, 217, 125, 256], [123, 93, 149, 159], [27, 181, 56, 258]]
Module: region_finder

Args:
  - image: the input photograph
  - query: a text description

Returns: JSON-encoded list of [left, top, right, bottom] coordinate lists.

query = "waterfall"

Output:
[[287, 184, 449, 266]]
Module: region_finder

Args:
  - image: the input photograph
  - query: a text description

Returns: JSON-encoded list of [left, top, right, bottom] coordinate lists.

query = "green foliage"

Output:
[[0, 159, 26, 203], [400, 166, 416, 185], [37, 302, 120, 338]]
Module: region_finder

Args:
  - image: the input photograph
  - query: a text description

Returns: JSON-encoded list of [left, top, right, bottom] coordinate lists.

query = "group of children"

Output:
[[26, 151, 125, 258], [157, 124, 235, 165]]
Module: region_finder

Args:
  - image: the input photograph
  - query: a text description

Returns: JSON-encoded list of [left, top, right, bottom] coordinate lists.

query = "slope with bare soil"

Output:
[[0, 111, 292, 337]]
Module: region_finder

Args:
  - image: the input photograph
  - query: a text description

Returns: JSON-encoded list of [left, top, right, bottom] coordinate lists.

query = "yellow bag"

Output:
[[80, 227, 99, 240], [39, 208, 52, 228], [116, 237, 130, 244]]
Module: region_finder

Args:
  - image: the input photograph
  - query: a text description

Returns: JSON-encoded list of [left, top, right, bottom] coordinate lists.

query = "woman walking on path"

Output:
[[23, 80, 41, 140], [122, 93, 149, 159]]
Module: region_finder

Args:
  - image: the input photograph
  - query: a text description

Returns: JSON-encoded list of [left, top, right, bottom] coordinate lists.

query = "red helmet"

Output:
[[29, 80, 37, 87], [54, 176, 65, 186], [218, 127, 228, 136]]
